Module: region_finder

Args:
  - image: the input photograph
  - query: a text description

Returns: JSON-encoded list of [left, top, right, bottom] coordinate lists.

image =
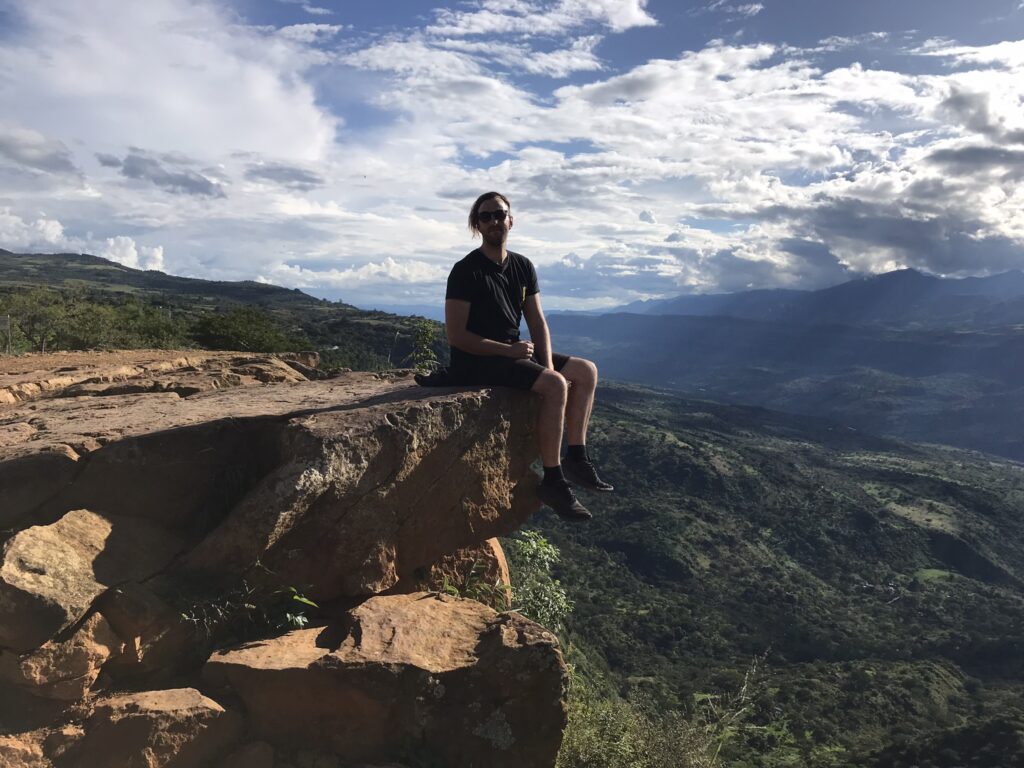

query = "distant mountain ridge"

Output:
[[546, 269, 1024, 460], [0, 249, 440, 369], [614, 268, 1024, 329], [0, 248, 344, 310]]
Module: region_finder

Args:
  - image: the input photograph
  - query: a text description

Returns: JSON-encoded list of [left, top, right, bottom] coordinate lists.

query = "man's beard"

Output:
[[482, 228, 507, 247]]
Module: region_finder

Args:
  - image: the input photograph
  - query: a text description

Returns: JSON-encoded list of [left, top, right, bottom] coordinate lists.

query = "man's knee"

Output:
[[533, 369, 568, 401], [565, 358, 598, 388]]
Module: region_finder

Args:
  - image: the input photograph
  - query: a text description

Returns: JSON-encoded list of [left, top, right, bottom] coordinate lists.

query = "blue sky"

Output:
[[1, 0, 1023, 311]]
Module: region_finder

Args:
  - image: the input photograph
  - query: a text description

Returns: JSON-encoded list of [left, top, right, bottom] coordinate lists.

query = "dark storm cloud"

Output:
[[925, 145, 1024, 170], [99, 151, 226, 198], [693, 193, 1024, 277], [95, 153, 121, 168], [244, 162, 326, 191], [938, 87, 1024, 144], [793, 197, 1023, 275], [777, 238, 856, 287], [0, 127, 80, 176]]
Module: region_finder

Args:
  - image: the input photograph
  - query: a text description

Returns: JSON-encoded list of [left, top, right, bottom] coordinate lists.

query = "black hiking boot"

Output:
[[562, 456, 614, 492], [537, 479, 592, 521]]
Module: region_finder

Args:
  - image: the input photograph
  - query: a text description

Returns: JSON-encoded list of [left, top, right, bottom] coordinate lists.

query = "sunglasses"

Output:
[[478, 210, 509, 223]]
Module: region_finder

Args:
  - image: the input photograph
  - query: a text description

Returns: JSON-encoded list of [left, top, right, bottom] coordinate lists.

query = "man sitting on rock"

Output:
[[444, 191, 613, 521]]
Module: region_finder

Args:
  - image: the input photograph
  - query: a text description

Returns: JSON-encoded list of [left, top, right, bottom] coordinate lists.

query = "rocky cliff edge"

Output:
[[0, 351, 568, 767]]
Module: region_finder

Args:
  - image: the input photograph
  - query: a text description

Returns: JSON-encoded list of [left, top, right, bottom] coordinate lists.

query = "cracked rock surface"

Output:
[[0, 351, 567, 766]]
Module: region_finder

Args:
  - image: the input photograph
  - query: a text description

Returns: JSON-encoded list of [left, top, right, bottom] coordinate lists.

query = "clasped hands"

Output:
[[506, 340, 534, 359]]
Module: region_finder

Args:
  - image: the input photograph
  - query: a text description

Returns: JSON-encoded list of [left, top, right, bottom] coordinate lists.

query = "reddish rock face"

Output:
[[0, 510, 184, 652], [391, 538, 514, 610], [74, 688, 243, 768], [0, 352, 565, 766], [204, 593, 569, 768], [0, 613, 121, 701]]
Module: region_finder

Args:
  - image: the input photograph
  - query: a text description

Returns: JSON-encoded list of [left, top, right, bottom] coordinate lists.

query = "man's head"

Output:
[[468, 191, 513, 248]]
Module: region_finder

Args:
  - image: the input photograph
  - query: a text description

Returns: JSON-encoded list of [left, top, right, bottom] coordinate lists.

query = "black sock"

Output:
[[566, 444, 588, 462], [543, 465, 565, 485]]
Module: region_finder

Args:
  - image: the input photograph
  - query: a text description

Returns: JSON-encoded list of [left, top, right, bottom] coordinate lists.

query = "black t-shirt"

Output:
[[445, 248, 539, 370]]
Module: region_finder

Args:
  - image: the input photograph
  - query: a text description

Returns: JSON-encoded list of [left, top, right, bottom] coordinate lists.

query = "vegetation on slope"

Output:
[[531, 383, 1024, 766], [0, 251, 446, 370]]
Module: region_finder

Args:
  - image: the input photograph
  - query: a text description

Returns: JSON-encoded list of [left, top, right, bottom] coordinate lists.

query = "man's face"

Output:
[[477, 198, 512, 248]]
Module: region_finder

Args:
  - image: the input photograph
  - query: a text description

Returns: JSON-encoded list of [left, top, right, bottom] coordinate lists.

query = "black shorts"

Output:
[[452, 352, 572, 391]]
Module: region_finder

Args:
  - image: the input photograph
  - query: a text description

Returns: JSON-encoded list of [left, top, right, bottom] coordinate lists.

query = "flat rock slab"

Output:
[[204, 593, 568, 767], [0, 350, 305, 405], [3, 355, 539, 592]]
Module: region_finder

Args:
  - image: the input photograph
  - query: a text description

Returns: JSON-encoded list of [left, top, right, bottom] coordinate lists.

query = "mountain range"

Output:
[[548, 269, 1024, 461], [612, 268, 1024, 330]]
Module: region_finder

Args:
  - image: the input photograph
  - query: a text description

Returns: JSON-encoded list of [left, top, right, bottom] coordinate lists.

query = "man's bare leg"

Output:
[[532, 369, 591, 519], [560, 357, 614, 492], [561, 358, 598, 446], [531, 369, 568, 467]]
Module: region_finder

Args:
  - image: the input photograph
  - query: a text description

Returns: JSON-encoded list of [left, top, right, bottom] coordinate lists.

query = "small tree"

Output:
[[5, 287, 66, 352], [404, 318, 440, 373], [504, 530, 574, 632]]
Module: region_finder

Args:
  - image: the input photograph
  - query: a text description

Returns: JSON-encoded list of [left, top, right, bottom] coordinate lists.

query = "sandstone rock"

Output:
[[1, 353, 557, 765], [42, 726, 83, 764], [181, 386, 539, 600], [75, 688, 243, 768], [0, 447, 80, 528], [204, 593, 568, 767], [0, 681, 68, 735], [0, 351, 307, 405], [0, 509, 184, 651], [0, 726, 86, 768], [0, 612, 121, 700], [0, 731, 48, 768], [4, 354, 540, 604], [94, 583, 196, 683], [280, 351, 320, 369], [0, 352, 206, 404], [393, 538, 513, 610]]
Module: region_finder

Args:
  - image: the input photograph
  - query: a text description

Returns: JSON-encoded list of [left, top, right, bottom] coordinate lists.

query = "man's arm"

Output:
[[523, 293, 553, 369], [446, 299, 533, 359]]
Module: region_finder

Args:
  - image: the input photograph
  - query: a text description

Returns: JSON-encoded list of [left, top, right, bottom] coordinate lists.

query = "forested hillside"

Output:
[[0, 249, 445, 369], [542, 382, 1024, 766]]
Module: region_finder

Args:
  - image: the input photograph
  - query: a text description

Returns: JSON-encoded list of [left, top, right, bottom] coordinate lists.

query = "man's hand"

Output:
[[507, 340, 535, 359]]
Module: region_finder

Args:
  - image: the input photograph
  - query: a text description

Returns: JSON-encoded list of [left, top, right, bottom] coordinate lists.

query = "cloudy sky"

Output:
[[1, 0, 1023, 311]]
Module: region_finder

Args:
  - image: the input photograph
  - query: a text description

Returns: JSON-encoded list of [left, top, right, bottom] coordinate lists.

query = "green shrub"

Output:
[[557, 677, 719, 768], [504, 530, 574, 632]]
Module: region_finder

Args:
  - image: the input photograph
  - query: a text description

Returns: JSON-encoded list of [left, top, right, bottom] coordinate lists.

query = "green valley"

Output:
[[537, 383, 1024, 766]]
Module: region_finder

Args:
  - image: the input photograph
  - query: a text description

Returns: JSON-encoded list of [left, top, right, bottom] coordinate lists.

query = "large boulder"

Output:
[[2, 354, 540, 604], [204, 593, 568, 768], [176, 385, 539, 599], [0, 732, 48, 768], [0, 510, 184, 651], [0, 613, 121, 700], [72, 688, 243, 768]]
